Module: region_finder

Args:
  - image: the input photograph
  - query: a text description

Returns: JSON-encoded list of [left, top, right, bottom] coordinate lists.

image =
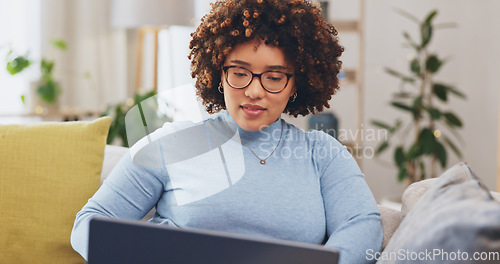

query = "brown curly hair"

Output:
[[189, 0, 344, 117]]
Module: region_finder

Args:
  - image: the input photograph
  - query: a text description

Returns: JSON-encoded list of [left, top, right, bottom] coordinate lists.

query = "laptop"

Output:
[[88, 217, 339, 264]]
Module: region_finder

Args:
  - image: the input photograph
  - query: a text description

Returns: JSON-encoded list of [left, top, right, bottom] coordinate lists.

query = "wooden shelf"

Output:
[[331, 20, 359, 32], [0, 107, 101, 124], [340, 69, 357, 85]]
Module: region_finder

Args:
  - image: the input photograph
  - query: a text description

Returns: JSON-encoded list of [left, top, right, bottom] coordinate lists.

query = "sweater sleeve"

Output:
[[70, 152, 165, 260], [318, 141, 383, 264]]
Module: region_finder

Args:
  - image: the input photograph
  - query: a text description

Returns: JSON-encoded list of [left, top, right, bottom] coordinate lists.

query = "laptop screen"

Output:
[[88, 217, 339, 264]]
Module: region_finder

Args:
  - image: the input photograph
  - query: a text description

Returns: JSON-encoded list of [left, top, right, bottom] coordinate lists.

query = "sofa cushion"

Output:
[[400, 178, 435, 219], [378, 205, 402, 250], [377, 163, 500, 264], [0, 117, 111, 264]]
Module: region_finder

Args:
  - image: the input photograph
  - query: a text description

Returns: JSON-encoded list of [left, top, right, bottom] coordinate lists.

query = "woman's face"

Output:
[[222, 39, 295, 132]]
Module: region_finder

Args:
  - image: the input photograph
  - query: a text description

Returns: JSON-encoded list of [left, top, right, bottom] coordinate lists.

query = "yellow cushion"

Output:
[[0, 117, 111, 264]]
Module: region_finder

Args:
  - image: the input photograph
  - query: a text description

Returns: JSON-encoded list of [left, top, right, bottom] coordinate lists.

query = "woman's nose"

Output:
[[244, 76, 266, 99]]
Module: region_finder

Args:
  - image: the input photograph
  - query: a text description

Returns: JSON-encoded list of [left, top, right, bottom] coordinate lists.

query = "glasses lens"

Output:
[[262, 72, 288, 92], [227, 67, 251, 88]]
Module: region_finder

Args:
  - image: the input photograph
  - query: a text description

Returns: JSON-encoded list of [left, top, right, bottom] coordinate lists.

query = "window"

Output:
[[157, 26, 208, 123], [0, 0, 40, 114]]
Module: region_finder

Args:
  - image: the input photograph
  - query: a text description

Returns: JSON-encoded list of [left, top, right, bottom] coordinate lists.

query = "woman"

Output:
[[71, 0, 383, 263]]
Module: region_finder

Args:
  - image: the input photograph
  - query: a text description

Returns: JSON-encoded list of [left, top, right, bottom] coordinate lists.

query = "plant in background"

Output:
[[371, 9, 466, 185], [102, 90, 173, 148], [5, 39, 67, 104]]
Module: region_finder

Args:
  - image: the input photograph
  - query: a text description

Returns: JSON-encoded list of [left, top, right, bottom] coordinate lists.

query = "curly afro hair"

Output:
[[189, 0, 344, 117]]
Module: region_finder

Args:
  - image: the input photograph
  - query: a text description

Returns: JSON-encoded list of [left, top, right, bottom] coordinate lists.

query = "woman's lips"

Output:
[[241, 104, 266, 117]]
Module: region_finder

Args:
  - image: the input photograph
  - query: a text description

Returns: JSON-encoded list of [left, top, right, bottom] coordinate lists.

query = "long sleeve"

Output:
[[70, 152, 166, 260], [320, 145, 383, 264]]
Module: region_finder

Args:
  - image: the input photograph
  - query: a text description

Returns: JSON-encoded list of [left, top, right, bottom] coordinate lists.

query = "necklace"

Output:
[[222, 118, 284, 165]]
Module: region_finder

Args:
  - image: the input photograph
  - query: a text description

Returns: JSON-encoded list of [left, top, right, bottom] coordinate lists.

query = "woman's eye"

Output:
[[233, 72, 248, 77], [265, 75, 284, 82]]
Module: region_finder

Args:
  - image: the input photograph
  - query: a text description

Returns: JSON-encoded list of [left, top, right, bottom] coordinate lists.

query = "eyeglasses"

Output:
[[222, 66, 294, 93]]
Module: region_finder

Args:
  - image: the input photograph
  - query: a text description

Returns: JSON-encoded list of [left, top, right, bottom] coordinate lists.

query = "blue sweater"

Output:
[[71, 111, 382, 263]]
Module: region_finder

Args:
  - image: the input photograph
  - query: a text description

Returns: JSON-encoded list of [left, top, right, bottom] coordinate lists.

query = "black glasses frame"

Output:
[[222, 66, 294, 94]]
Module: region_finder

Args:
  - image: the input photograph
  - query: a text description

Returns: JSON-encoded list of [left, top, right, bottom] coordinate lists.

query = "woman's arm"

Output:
[[70, 152, 165, 260], [319, 145, 383, 264]]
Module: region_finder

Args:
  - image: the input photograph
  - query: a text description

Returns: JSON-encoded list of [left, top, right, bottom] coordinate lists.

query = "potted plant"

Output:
[[5, 39, 67, 110], [102, 90, 173, 147], [371, 9, 466, 186]]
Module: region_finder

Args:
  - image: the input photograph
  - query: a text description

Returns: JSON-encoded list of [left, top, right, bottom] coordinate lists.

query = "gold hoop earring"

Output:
[[218, 82, 224, 94], [289, 92, 297, 102]]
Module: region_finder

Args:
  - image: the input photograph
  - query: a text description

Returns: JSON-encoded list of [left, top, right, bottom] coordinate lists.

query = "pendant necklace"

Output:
[[222, 117, 283, 165]]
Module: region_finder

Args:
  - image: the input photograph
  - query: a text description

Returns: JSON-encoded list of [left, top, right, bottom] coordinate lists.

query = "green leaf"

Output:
[[419, 161, 426, 181], [421, 23, 433, 48], [418, 128, 436, 155], [40, 59, 55, 76], [20, 94, 26, 104], [391, 101, 420, 120], [6, 55, 31, 75], [397, 166, 408, 182], [434, 141, 447, 168], [384, 67, 415, 83], [421, 10, 437, 48], [407, 143, 422, 160], [426, 108, 442, 120], [394, 8, 420, 24], [394, 146, 405, 168], [443, 112, 463, 127], [403, 32, 420, 51], [51, 39, 68, 50], [371, 120, 392, 130], [425, 54, 443, 73], [375, 141, 389, 155], [433, 83, 466, 100], [442, 135, 463, 159], [439, 119, 465, 145], [410, 58, 420, 76], [413, 96, 423, 112], [391, 102, 415, 113], [37, 79, 61, 104], [446, 85, 466, 99], [424, 10, 438, 25], [432, 83, 448, 102]]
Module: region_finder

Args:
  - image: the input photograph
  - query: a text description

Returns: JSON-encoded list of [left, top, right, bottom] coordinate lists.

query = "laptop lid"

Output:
[[88, 217, 339, 264]]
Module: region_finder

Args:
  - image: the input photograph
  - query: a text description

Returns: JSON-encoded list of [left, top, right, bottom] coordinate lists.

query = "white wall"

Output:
[[363, 0, 500, 201]]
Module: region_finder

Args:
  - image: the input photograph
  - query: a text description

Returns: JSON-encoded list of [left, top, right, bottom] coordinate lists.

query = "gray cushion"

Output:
[[377, 163, 500, 264], [378, 205, 402, 250]]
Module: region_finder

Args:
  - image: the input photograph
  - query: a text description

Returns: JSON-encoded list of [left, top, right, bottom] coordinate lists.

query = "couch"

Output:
[[376, 163, 500, 263], [1, 118, 499, 263]]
